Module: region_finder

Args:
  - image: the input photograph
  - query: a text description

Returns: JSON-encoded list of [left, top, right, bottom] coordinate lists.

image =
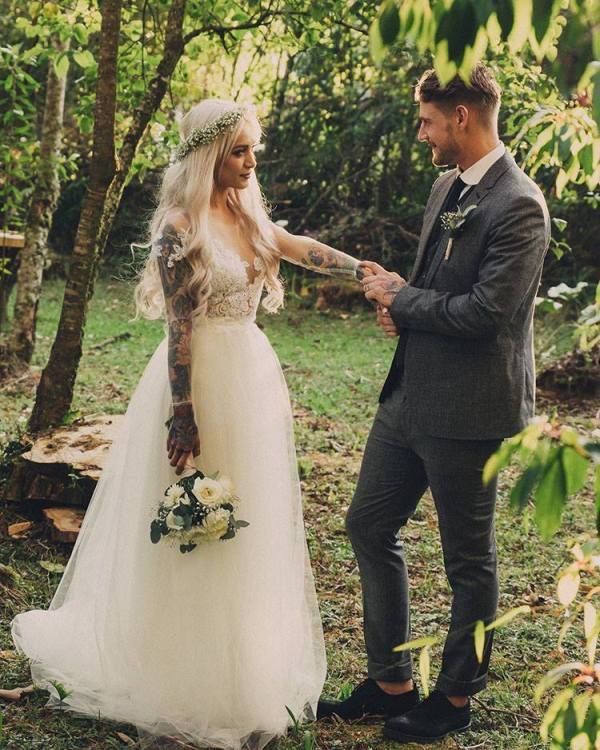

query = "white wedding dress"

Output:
[[12, 239, 327, 749]]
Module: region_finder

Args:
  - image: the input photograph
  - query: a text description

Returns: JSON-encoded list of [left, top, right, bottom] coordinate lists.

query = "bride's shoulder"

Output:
[[152, 210, 191, 267], [162, 209, 191, 237]]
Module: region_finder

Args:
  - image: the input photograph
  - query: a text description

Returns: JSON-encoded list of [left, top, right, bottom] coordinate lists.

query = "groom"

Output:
[[317, 64, 550, 743]]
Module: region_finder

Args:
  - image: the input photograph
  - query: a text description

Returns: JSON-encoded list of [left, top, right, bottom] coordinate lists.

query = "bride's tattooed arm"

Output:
[[272, 224, 363, 280], [154, 222, 200, 473]]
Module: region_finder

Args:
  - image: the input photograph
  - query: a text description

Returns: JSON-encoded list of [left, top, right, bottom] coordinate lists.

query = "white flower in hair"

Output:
[[175, 108, 245, 162]]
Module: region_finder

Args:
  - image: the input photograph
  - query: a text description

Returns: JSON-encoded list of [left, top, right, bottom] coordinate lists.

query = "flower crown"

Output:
[[174, 108, 245, 162]]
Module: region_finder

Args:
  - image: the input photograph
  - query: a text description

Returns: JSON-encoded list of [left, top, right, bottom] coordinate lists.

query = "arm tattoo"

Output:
[[155, 224, 195, 408], [300, 243, 360, 279]]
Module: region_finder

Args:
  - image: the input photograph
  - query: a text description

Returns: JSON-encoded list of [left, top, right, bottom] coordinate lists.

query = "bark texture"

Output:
[[2, 36, 69, 373], [29, 0, 122, 432]]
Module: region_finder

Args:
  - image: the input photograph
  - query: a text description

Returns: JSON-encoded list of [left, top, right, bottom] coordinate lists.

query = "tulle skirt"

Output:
[[12, 318, 326, 749]]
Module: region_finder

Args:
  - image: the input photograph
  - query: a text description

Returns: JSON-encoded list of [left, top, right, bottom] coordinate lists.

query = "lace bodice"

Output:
[[205, 239, 265, 322]]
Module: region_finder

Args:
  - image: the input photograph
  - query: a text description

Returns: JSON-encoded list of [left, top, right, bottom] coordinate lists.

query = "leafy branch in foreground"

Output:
[[483, 416, 599, 539]]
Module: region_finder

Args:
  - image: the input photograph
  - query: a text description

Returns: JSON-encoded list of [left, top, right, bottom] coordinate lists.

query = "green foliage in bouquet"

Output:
[[150, 470, 249, 554]]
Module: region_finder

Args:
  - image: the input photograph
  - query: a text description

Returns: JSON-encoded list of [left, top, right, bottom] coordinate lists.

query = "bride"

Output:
[[11, 100, 362, 749]]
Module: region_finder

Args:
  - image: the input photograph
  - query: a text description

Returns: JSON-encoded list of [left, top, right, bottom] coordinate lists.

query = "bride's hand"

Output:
[[167, 402, 200, 475]]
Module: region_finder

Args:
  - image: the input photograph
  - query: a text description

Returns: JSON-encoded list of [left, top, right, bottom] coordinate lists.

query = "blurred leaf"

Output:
[[473, 619, 485, 663], [495, 0, 514, 39], [419, 646, 431, 696], [510, 464, 543, 511], [53, 51, 69, 78], [379, 0, 400, 45], [485, 605, 531, 631], [532, 0, 556, 44], [73, 50, 95, 69], [556, 570, 580, 607], [535, 449, 566, 539], [561, 446, 589, 496], [39, 560, 66, 574], [369, 18, 387, 64], [540, 687, 574, 741], [393, 635, 439, 652]]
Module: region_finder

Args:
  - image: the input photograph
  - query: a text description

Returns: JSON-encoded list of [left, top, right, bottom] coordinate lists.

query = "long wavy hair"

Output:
[[135, 99, 284, 320]]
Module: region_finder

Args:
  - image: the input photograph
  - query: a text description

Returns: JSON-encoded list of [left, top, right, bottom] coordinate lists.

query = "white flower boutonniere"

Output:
[[440, 204, 478, 260]]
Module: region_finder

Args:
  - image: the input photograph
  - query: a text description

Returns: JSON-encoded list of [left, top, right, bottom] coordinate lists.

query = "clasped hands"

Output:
[[358, 260, 406, 338]]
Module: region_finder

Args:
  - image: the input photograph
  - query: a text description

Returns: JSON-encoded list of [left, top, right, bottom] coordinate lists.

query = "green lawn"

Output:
[[0, 277, 597, 750]]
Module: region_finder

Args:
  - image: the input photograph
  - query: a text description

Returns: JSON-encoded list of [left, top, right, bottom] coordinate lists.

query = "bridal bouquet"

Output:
[[150, 470, 249, 554]]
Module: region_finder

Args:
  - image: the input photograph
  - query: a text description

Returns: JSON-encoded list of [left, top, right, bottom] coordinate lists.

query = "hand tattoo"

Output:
[[169, 402, 198, 453]]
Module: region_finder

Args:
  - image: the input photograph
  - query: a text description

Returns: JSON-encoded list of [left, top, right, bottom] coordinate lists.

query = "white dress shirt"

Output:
[[458, 142, 505, 197]]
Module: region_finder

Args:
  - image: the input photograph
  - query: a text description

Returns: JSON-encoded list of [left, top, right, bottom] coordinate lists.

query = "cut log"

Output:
[[2, 415, 124, 507], [22, 415, 124, 480], [42, 507, 85, 543]]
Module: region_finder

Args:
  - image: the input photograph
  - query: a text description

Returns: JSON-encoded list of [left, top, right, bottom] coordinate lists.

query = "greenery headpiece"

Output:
[[175, 108, 245, 162]]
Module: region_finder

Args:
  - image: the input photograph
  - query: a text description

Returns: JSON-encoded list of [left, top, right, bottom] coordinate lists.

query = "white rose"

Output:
[[202, 509, 230, 540], [192, 477, 224, 506], [165, 484, 185, 506], [165, 510, 185, 531]]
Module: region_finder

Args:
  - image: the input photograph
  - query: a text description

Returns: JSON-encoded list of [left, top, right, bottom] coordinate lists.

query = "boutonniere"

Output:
[[440, 204, 478, 260]]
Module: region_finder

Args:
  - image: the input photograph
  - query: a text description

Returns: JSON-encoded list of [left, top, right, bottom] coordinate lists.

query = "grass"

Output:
[[0, 276, 597, 750]]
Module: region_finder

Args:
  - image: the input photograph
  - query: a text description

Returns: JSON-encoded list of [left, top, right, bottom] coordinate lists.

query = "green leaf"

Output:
[[495, 0, 514, 40], [483, 438, 520, 484], [392, 635, 439, 653], [419, 646, 431, 697], [534, 449, 567, 539], [540, 687, 575, 741], [53, 51, 69, 79], [485, 605, 530, 631], [473, 620, 486, 663], [150, 520, 163, 544], [369, 18, 387, 64], [379, 0, 400, 45], [532, 0, 556, 44], [435, 0, 479, 68], [73, 50, 95, 69], [39, 560, 66, 574], [509, 463, 543, 511], [561, 446, 589, 496]]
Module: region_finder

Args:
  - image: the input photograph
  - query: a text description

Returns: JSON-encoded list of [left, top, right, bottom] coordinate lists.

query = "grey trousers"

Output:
[[346, 383, 501, 696]]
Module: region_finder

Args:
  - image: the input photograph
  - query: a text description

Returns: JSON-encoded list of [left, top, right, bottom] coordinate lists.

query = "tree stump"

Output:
[[2, 415, 124, 510]]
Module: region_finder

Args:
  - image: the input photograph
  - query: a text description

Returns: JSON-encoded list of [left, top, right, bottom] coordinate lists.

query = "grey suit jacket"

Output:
[[381, 151, 550, 440]]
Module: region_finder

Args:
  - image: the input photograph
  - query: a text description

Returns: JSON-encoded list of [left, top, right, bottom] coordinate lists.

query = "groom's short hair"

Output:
[[415, 63, 501, 118]]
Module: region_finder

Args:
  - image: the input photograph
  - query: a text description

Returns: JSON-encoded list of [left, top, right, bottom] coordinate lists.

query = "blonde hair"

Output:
[[135, 99, 284, 320]]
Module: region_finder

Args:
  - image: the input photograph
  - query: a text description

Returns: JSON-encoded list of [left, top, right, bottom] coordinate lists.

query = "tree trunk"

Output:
[[28, 1, 279, 433], [2, 35, 70, 375], [28, 0, 122, 433]]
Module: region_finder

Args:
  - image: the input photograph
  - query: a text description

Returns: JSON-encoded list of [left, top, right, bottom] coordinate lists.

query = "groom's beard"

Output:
[[430, 146, 458, 168]]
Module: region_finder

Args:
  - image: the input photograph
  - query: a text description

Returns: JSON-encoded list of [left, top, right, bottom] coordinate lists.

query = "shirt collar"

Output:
[[458, 143, 505, 186]]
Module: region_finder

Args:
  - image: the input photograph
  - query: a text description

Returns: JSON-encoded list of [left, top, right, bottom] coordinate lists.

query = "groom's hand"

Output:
[[359, 261, 407, 308], [377, 305, 399, 337]]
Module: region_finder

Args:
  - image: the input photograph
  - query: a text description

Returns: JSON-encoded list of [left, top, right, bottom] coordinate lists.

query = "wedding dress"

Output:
[[12, 238, 327, 749]]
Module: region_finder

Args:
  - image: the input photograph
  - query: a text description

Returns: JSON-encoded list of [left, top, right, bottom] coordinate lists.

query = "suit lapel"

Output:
[[420, 152, 516, 288], [409, 170, 458, 282]]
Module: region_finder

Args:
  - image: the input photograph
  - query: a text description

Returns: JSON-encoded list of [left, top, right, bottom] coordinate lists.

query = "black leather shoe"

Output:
[[383, 690, 471, 744], [317, 679, 419, 720]]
